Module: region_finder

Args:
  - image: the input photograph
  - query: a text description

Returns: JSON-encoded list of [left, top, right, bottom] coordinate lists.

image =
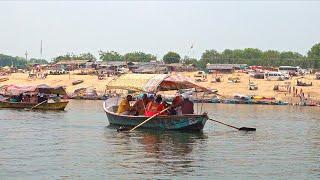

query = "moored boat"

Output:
[[0, 77, 9, 82], [72, 80, 84, 85], [70, 87, 106, 100], [0, 84, 69, 110], [0, 100, 68, 110]]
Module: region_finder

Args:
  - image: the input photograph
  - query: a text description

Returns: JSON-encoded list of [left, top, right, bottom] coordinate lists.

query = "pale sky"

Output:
[[0, 1, 319, 61]]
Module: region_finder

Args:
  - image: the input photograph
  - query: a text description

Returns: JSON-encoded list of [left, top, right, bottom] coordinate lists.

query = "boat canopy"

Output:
[[0, 84, 67, 96], [105, 74, 209, 92]]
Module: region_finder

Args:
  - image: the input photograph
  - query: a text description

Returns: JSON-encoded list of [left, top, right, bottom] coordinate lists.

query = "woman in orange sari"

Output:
[[145, 95, 165, 117]]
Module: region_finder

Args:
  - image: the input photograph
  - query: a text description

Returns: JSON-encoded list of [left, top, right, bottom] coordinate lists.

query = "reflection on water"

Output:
[[108, 130, 208, 177], [0, 100, 319, 179]]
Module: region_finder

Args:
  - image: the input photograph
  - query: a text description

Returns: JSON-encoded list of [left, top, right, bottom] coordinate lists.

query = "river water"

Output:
[[0, 100, 319, 179]]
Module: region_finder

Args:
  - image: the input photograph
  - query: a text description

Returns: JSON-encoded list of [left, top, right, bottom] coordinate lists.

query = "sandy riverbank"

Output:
[[1, 72, 320, 103]]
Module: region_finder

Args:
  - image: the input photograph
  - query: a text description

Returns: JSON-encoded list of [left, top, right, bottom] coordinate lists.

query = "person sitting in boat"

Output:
[[52, 94, 61, 103], [117, 95, 134, 115], [37, 93, 46, 103], [132, 94, 148, 116], [170, 94, 183, 115], [22, 93, 30, 103], [145, 95, 165, 117], [181, 94, 194, 114]]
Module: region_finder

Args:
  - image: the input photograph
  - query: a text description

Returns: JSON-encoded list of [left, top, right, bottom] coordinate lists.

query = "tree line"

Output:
[[98, 43, 320, 69], [1, 43, 320, 69], [0, 54, 48, 68]]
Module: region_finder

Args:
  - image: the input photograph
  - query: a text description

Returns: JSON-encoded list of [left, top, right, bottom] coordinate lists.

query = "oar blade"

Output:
[[116, 126, 131, 132], [239, 127, 256, 131]]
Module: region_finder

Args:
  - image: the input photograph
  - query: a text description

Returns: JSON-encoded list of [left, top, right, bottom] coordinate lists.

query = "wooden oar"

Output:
[[118, 106, 171, 132], [208, 118, 256, 131], [26, 100, 48, 111]]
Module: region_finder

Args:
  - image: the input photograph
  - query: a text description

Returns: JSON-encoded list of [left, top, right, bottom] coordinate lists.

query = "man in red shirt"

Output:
[[181, 94, 194, 114]]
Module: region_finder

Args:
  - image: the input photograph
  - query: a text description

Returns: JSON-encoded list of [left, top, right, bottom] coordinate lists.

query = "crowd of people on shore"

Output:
[[116, 93, 194, 116]]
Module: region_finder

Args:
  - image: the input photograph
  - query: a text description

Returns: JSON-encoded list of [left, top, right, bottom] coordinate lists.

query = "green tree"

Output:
[[78, 53, 96, 61], [280, 51, 303, 59], [0, 54, 27, 68], [123, 52, 156, 62], [200, 49, 221, 65], [163, 51, 181, 64], [53, 54, 72, 63], [99, 51, 123, 61], [308, 43, 320, 68], [29, 58, 48, 64], [243, 48, 263, 59], [53, 52, 96, 63], [232, 49, 245, 59], [221, 49, 234, 58], [262, 50, 280, 59]]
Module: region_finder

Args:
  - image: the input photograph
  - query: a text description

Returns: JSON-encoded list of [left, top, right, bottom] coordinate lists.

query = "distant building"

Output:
[[132, 62, 168, 74], [54, 60, 95, 70], [95, 61, 134, 70], [206, 64, 247, 73], [166, 63, 197, 72]]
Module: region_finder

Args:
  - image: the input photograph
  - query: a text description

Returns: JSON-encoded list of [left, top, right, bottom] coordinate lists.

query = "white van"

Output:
[[194, 71, 207, 82], [265, 72, 285, 81]]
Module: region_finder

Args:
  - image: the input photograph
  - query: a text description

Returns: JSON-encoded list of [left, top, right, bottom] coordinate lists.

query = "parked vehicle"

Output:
[[316, 72, 320, 80], [278, 66, 302, 76], [194, 71, 207, 82], [265, 72, 285, 81]]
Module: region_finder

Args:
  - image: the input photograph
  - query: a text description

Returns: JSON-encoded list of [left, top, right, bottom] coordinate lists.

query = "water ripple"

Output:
[[0, 101, 319, 179]]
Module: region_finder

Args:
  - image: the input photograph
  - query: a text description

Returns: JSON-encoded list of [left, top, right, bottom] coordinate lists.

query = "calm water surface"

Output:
[[0, 100, 319, 179]]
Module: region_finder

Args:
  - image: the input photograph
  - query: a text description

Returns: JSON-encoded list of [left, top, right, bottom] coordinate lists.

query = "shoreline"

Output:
[[1, 72, 320, 106]]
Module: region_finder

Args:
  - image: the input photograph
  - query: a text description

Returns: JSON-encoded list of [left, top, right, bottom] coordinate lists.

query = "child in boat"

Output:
[[117, 95, 133, 115]]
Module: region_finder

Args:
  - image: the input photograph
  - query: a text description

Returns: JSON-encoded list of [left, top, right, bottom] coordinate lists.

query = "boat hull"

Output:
[[0, 101, 69, 110], [104, 105, 208, 131]]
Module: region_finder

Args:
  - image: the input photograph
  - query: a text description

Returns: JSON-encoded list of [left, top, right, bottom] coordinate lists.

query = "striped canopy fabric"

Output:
[[105, 74, 209, 92], [0, 84, 67, 96]]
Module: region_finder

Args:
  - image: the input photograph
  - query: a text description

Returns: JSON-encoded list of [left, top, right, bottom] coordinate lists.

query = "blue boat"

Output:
[[103, 74, 211, 131], [103, 104, 208, 131]]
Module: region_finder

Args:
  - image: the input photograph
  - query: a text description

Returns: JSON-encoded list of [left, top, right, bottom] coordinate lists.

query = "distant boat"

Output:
[[0, 77, 9, 82], [71, 87, 106, 100], [0, 84, 69, 110], [72, 80, 84, 85], [0, 101, 68, 110]]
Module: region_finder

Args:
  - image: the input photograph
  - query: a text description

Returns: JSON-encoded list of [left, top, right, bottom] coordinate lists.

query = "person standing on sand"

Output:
[[293, 86, 295, 96]]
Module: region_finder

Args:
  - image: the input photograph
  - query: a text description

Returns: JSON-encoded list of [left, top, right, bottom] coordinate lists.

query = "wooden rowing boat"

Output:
[[103, 102, 208, 131], [0, 100, 69, 110], [72, 80, 84, 85], [103, 74, 211, 131], [0, 77, 9, 82]]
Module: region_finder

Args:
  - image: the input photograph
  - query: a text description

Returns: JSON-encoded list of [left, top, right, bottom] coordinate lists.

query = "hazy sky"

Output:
[[0, 1, 319, 61]]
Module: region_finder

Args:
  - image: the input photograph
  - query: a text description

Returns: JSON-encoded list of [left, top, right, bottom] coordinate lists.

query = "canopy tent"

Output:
[[105, 74, 210, 92], [0, 84, 67, 96]]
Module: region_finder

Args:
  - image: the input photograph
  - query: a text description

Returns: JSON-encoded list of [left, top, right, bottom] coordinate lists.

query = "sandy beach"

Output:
[[1, 72, 320, 103]]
